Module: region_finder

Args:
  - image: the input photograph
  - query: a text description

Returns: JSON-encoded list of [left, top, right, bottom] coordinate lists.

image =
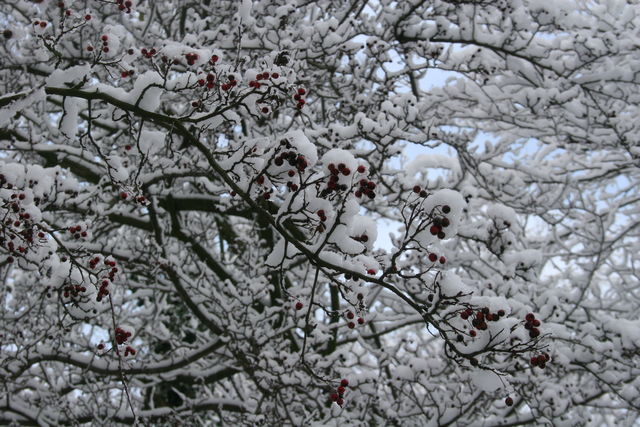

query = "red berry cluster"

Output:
[[530, 352, 550, 369], [352, 234, 368, 243], [124, 345, 136, 356], [197, 72, 216, 90], [67, 224, 88, 239], [115, 0, 134, 13], [1, 186, 45, 263], [274, 149, 308, 171], [345, 311, 365, 328], [461, 307, 506, 336], [185, 52, 199, 66], [248, 71, 275, 89], [429, 206, 451, 239], [33, 20, 48, 29], [294, 88, 306, 109], [94, 258, 118, 302], [524, 313, 541, 338], [115, 327, 131, 345], [428, 252, 446, 264], [221, 74, 237, 91], [100, 35, 110, 53], [412, 185, 429, 198], [62, 283, 86, 299], [120, 69, 134, 78], [55, 2, 72, 16], [140, 47, 157, 58], [329, 378, 350, 406], [354, 177, 376, 199]]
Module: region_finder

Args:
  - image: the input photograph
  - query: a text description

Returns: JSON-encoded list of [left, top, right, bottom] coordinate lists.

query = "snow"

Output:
[[469, 370, 503, 392], [128, 71, 164, 111], [60, 97, 80, 138]]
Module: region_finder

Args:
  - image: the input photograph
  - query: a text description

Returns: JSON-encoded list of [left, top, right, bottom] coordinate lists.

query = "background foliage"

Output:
[[1, 0, 639, 425]]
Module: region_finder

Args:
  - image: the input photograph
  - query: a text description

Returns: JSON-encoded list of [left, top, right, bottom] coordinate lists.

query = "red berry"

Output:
[[413, 185, 421, 193], [101, 35, 108, 42], [428, 253, 438, 262], [346, 311, 355, 320], [439, 256, 446, 264], [525, 313, 535, 322], [357, 165, 366, 173], [295, 302, 303, 310], [97, 343, 104, 350], [347, 322, 355, 329], [340, 379, 349, 387], [442, 205, 451, 213], [505, 397, 514, 406], [337, 386, 346, 394], [430, 225, 441, 235], [271, 72, 279, 78], [298, 88, 306, 95], [330, 393, 339, 402], [366, 269, 376, 275], [120, 192, 128, 199], [336, 397, 344, 406], [357, 317, 364, 325], [85, 14, 92, 20], [469, 330, 477, 337]]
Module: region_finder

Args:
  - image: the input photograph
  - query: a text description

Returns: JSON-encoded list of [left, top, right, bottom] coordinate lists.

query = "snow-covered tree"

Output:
[[1, 0, 639, 425]]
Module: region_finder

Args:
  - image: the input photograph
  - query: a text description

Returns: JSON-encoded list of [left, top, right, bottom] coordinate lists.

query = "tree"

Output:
[[1, 0, 639, 425]]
